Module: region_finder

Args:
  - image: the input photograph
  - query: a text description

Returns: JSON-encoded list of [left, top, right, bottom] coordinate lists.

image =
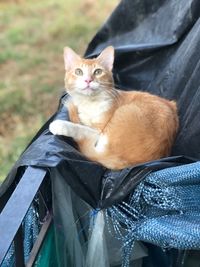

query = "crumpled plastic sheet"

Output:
[[2, 0, 200, 266]]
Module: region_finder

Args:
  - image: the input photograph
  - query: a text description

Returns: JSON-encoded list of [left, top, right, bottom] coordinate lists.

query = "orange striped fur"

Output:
[[50, 46, 179, 170]]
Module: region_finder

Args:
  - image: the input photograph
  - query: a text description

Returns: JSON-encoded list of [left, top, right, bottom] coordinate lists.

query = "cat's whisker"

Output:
[[104, 89, 120, 104], [99, 84, 119, 95], [99, 81, 114, 85], [99, 81, 121, 88]]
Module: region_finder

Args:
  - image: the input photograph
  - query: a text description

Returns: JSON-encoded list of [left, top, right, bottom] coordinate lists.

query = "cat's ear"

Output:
[[97, 46, 114, 71], [64, 47, 81, 71]]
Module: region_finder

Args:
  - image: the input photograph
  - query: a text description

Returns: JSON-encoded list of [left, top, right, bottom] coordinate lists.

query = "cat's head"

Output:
[[63, 46, 114, 97]]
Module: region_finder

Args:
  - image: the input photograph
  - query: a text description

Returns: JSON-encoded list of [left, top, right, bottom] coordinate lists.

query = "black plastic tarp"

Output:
[[1, 0, 200, 208], [1, 0, 200, 266]]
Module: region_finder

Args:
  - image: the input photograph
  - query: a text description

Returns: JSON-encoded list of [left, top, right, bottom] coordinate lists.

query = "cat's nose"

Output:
[[85, 79, 92, 84]]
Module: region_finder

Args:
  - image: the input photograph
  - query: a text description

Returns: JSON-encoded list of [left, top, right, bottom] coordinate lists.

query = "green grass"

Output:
[[0, 0, 119, 181]]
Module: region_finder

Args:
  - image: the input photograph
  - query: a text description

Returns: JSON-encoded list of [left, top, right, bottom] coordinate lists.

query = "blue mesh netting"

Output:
[[1, 205, 40, 267], [105, 161, 200, 266]]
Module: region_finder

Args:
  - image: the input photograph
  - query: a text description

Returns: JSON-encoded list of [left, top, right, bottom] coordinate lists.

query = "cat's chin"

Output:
[[79, 87, 99, 97]]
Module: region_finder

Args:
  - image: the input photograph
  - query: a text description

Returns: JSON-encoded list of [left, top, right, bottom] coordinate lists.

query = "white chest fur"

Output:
[[73, 96, 112, 126], [95, 134, 108, 153]]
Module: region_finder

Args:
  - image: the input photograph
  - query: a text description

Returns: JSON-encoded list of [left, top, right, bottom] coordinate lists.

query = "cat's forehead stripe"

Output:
[[81, 58, 101, 67], [80, 63, 98, 70], [81, 62, 97, 66]]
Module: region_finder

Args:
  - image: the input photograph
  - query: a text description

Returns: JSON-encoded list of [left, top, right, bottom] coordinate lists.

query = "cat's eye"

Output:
[[75, 68, 83, 76], [94, 68, 103, 76]]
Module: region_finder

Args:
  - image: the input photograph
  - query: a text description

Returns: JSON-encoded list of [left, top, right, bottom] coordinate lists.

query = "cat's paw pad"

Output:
[[49, 120, 66, 136]]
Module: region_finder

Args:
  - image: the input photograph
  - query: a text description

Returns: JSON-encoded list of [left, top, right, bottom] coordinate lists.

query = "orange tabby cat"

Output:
[[49, 46, 179, 170]]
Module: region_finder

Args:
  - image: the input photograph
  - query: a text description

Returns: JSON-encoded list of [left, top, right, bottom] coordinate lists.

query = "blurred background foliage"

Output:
[[0, 0, 119, 181]]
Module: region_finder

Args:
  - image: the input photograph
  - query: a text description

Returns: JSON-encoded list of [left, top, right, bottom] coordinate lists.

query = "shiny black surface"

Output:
[[1, 0, 200, 209]]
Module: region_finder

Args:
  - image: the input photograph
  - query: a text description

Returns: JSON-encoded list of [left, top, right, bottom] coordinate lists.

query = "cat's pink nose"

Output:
[[85, 79, 92, 84]]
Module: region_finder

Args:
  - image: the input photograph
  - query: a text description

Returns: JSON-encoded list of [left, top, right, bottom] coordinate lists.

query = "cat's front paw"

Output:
[[49, 120, 67, 136]]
